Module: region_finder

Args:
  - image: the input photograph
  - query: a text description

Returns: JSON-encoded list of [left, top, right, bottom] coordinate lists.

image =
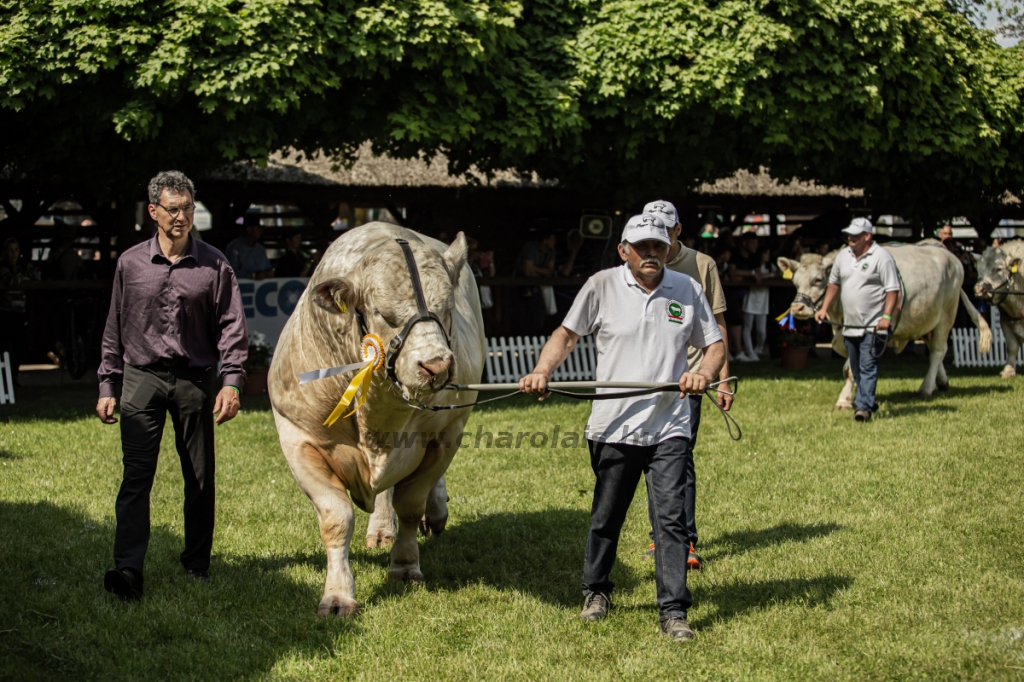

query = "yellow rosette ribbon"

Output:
[[320, 334, 385, 427]]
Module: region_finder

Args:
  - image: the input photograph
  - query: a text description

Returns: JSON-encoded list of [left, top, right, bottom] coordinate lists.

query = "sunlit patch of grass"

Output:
[[2, 356, 1023, 680]]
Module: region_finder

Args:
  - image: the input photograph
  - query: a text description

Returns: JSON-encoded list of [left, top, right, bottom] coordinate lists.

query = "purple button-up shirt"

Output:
[[98, 234, 248, 398]]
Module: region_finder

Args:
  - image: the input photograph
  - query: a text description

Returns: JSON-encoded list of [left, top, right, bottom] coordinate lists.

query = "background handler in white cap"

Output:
[[643, 200, 731, 570], [814, 218, 899, 422], [519, 213, 725, 642]]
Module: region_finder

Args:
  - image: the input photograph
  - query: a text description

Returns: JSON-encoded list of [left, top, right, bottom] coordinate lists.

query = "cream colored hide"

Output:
[[268, 223, 486, 617], [778, 242, 991, 409], [974, 240, 1024, 378]]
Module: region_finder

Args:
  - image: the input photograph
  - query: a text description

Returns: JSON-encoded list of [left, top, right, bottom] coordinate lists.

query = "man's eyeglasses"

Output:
[[155, 203, 196, 219]]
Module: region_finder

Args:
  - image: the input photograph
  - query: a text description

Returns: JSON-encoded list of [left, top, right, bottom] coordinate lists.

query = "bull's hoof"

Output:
[[317, 595, 359, 618], [419, 515, 448, 537], [366, 531, 395, 549], [937, 380, 949, 391], [388, 567, 424, 584], [1000, 366, 1017, 379], [917, 388, 934, 398], [834, 403, 853, 411]]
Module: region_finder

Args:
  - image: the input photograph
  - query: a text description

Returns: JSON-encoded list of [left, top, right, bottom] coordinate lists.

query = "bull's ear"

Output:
[[777, 257, 798, 274], [443, 232, 469, 285], [822, 252, 837, 271], [311, 277, 359, 314]]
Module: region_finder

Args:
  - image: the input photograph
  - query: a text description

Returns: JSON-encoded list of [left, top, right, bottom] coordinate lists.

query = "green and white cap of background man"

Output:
[[621, 213, 671, 245], [643, 200, 680, 229]]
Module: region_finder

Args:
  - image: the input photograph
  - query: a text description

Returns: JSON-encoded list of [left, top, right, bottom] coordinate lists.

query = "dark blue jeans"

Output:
[[584, 437, 692, 622], [647, 396, 700, 548], [845, 334, 885, 412]]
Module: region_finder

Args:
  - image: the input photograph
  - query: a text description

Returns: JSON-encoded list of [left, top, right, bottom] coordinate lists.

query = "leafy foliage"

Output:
[[2, 0, 1024, 214]]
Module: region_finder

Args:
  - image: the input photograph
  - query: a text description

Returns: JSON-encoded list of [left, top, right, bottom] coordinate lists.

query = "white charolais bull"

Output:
[[975, 240, 1024, 378], [779, 243, 991, 409], [268, 222, 485, 616]]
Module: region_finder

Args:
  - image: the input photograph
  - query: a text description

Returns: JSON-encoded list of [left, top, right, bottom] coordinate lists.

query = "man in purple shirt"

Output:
[[96, 170, 248, 600]]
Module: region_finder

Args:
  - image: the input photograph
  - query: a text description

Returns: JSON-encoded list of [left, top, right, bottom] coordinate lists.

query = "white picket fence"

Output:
[[951, 307, 1023, 368], [0, 351, 15, 405], [485, 336, 597, 383]]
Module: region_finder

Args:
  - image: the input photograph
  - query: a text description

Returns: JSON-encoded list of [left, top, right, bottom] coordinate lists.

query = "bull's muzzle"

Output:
[[975, 282, 993, 300], [418, 354, 454, 387]]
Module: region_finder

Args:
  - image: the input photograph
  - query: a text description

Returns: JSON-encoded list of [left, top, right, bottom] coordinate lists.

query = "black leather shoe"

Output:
[[185, 568, 210, 583], [104, 567, 143, 601]]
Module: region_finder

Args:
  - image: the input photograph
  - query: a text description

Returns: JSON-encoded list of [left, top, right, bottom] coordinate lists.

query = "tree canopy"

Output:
[[2, 0, 1024, 214]]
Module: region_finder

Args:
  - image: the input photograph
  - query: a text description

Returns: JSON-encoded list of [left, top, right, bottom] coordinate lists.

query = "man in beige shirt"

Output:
[[642, 200, 733, 570]]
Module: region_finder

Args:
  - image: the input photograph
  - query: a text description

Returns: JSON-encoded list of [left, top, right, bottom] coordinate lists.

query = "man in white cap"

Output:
[[519, 213, 725, 642], [814, 218, 899, 421], [642, 200, 731, 571]]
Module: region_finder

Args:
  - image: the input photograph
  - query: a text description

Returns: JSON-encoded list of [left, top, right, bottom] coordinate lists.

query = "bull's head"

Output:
[[974, 246, 1020, 300], [311, 234, 469, 394], [777, 252, 836, 319]]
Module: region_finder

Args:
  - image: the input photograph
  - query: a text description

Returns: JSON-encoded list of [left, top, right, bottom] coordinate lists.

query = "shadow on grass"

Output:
[[0, 500, 355, 681], [691, 575, 853, 630], [362, 509, 639, 610], [0, 448, 20, 459], [705, 522, 843, 562]]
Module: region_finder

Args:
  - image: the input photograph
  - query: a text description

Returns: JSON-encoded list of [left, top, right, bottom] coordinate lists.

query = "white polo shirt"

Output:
[[562, 264, 722, 445], [828, 242, 901, 338]]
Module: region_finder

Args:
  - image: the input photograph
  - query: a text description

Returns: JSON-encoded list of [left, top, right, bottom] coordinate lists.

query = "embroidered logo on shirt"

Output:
[[861, 262, 870, 271], [667, 301, 684, 324]]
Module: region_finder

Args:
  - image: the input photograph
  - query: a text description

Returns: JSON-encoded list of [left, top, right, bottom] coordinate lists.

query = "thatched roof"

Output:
[[210, 143, 862, 198], [697, 168, 863, 198], [209, 143, 556, 189]]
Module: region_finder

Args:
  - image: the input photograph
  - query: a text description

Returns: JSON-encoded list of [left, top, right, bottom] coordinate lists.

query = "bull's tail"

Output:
[[959, 289, 992, 354]]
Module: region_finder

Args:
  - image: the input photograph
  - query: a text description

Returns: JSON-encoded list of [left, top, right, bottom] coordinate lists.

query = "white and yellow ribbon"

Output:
[[296, 334, 385, 427]]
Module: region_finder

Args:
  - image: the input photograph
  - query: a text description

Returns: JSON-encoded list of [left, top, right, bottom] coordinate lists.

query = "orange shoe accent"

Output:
[[686, 542, 703, 570]]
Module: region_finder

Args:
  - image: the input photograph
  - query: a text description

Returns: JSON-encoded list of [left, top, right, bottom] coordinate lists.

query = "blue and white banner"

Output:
[[237, 278, 309, 348]]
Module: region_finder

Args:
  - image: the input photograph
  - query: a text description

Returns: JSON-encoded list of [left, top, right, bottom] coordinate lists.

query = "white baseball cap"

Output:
[[621, 214, 671, 245], [842, 217, 874, 235], [643, 200, 680, 228]]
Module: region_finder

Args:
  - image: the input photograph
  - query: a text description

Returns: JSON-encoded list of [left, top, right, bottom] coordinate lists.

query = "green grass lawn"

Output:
[[2, 357, 1024, 680]]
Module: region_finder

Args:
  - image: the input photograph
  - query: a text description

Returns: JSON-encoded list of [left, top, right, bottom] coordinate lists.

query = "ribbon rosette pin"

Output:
[[297, 334, 386, 426]]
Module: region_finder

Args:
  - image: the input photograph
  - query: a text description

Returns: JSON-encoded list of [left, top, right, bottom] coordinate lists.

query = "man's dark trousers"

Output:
[[114, 363, 216, 574], [646, 395, 701, 549], [844, 334, 885, 412], [584, 437, 692, 622]]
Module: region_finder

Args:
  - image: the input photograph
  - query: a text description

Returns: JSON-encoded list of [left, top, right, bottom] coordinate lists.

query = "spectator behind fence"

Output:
[[0, 237, 42, 385], [48, 227, 87, 280], [467, 236, 495, 309], [515, 232, 558, 336], [275, 229, 313, 278], [740, 247, 775, 361], [225, 221, 274, 280], [726, 232, 760, 362]]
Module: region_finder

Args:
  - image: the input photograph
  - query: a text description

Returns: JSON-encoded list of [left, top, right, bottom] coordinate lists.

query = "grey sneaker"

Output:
[[854, 409, 871, 422], [661, 617, 695, 641], [580, 592, 611, 622]]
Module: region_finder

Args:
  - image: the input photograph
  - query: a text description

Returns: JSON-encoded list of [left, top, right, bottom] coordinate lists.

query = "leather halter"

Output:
[[382, 239, 452, 385]]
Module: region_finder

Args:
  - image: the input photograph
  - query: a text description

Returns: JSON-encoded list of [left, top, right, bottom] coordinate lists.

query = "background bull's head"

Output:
[[778, 252, 836, 319], [311, 234, 469, 395], [974, 246, 1021, 300]]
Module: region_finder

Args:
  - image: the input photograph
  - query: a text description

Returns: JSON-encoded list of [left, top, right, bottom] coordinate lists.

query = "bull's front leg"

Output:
[[366, 488, 397, 548], [421, 475, 449, 536], [1000, 318, 1020, 379], [287, 444, 359, 617], [835, 358, 855, 410], [388, 440, 456, 583]]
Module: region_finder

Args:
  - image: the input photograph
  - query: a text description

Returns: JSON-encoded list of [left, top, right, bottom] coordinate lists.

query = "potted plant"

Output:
[[778, 330, 814, 369], [243, 332, 274, 394]]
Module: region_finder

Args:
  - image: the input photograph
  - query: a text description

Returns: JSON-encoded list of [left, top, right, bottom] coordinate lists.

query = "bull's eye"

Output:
[[373, 308, 398, 328], [812, 278, 822, 285]]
